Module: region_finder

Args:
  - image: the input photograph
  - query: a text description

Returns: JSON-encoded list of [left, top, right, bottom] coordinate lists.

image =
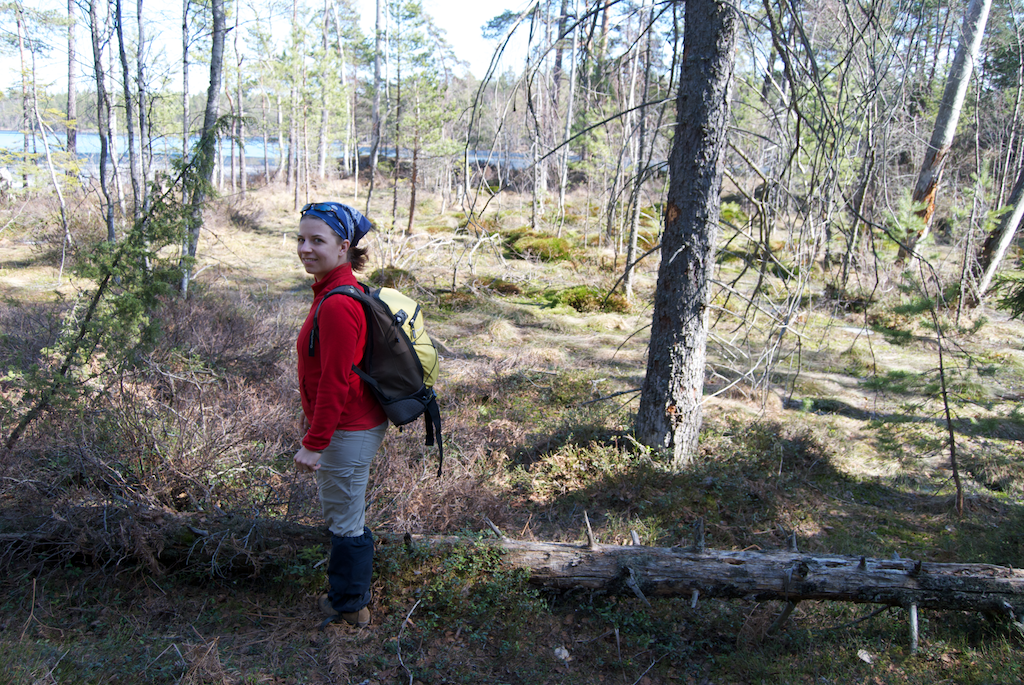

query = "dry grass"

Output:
[[3, 181, 1024, 684]]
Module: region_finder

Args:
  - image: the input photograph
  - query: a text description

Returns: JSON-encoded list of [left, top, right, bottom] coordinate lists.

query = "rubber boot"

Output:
[[326, 526, 374, 615]]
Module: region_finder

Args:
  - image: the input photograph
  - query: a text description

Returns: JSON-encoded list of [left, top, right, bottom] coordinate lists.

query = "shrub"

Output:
[[720, 201, 748, 225]]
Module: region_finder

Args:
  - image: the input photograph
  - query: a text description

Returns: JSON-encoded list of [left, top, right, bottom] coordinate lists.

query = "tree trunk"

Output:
[[407, 110, 418, 235], [138, 0, 151, 213], [331, 3, 351, 179], [16, 5, 30, 189], [137, 0, 151, 214], [66, 0, 77, 172], [316, 0, 330, 182], [287, 0, 299, 199], [275, 93, 285, 182], [636, 0, 738, 468], [556, 0, 579, 228], [552, 0, 568, 107], [973, 166, 1024, 303], [367, 0, 385, 214], [495, 539, 1024, 619], [899, 0, 992, 262], [182, 0, 189, 167], [89, 0, 116, 242], [528, 5, 542, 230], [624, 0, 652, 303], [226, 90, 236, 192], [6, 509, 1024, 623], [180, 0, 226, 297], [235, 0, 245, 198], [30, 70, 72, 259], [115, 0, 142, 221], [260, 90, 270, 182], [391, 51, 402, 233]]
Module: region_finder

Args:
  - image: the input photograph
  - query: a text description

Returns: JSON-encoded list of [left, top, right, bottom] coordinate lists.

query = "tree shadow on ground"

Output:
[[502, 417, 1024, 571]]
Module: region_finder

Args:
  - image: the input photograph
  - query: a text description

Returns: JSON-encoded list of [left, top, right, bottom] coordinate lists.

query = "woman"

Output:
[[294, 201, 387, 628]]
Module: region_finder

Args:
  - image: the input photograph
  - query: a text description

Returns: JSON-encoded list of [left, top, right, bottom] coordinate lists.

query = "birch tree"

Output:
[[899, 0, 992, 262]]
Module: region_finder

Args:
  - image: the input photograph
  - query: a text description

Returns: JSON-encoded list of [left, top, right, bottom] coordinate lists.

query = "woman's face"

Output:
[[297, 217, 350, 281]]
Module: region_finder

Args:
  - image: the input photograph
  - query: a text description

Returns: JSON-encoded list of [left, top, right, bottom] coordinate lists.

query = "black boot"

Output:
[[326, 526, 374, 616]]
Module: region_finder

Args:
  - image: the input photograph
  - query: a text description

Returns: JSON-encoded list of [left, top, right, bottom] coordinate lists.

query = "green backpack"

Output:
[[309, 284, 443, 475]]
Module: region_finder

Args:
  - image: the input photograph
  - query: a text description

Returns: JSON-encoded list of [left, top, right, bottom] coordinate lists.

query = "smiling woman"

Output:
[[292, 201, 387, 629], [297, 216, 350, 280]]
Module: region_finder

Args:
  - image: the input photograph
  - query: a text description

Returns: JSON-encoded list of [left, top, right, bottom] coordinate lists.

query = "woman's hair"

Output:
[[317, 220, 370, 272], [349, 244, 370, 272]]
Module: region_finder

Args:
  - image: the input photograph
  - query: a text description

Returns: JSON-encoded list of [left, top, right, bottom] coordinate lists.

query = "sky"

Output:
[[2, 0, 530, 92], [360, 0, 528, 77]]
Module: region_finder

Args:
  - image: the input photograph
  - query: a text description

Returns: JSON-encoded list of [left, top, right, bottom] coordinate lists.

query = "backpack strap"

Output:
[[422, 389, 443, 477], [308, 284, 368, 357]]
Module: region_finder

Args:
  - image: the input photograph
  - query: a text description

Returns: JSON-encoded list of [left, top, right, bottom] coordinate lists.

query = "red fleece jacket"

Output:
[[297, 263, 387, 451]]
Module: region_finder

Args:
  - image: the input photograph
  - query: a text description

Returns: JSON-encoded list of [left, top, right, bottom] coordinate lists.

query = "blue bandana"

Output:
[[300, 202, 373, 247]]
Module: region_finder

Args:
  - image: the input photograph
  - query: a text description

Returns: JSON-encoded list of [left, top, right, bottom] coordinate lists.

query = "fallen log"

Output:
[[489, 538, 1024, 618], [4, 505, 1024, 626], [400, 530, 1024, 645]]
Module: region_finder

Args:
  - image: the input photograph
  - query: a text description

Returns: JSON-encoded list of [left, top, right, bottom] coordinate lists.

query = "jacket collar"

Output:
[[311, 263, 354, 297]]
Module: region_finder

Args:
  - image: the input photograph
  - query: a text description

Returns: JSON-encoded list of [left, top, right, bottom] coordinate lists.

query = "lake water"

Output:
[[0, 129, 284, 173], [0, 129, 535, 180]]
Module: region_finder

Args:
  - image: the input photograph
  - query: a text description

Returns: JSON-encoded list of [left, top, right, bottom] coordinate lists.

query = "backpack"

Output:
[[309, 284, 443, 476]]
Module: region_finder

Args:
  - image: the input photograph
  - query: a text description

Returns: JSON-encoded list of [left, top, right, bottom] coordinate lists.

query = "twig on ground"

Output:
[[20, 577, 37, 641], [813, 605, 893, 632], [398, 599, 422, 685]]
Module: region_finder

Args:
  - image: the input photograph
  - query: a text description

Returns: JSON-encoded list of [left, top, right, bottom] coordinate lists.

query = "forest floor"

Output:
[[2, 181, 1024, 684]]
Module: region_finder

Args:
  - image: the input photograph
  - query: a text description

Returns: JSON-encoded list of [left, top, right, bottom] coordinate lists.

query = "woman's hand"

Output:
[[294, 446, 322, 472]]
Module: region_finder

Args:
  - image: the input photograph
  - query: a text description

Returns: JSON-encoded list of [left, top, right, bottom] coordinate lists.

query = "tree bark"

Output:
[[557, 0, 579, 229], [286, 0, 299, 200], [234, 0, 245, 197], [66, 0, 77, 171], [16, 4, 30, 189], [367, 0, 385, 214], [89, 0, 116, 242], [275, 93, 285, 182], [316, 0, 330, 182], [407, 105, 418, 235], [636, 0, 738, 468], [5, 508, 1024, 623], [182, 0, 189, 167], [137, 0, 151, 213], [624, 0, 652, 303], [973, 166, 1024, 303], [180, 0, 226, 297], [391, 34, 402, 233], [115, 0, 142, 222], [331, 3, 352, 179], [899, 0, 992, 262], [494, 539, 1024, 618]]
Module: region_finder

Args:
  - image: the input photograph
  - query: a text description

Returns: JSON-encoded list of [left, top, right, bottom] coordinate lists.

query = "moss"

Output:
[[513, 235, 573, 261], [548, 285, 630, 313], [481, 277, 521, 295], [367, 267, 416, 288]]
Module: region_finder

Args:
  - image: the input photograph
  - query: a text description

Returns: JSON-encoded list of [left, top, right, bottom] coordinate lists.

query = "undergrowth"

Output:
[[3, 190, 1024, 684]]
